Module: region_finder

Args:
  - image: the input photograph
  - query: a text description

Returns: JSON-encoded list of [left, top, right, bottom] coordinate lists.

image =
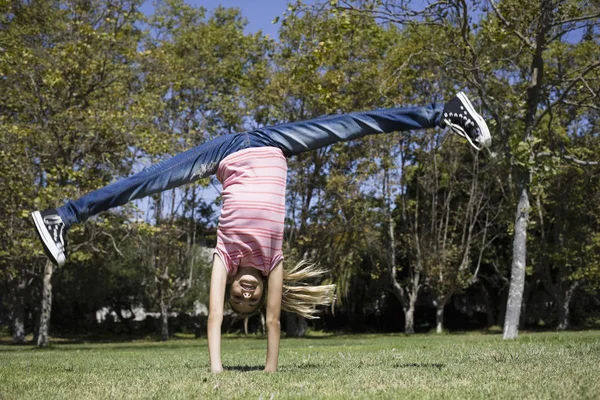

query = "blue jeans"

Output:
[[57, 104, 443, 227]]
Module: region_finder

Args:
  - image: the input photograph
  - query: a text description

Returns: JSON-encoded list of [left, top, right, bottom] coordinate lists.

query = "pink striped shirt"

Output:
[[214, 147, 287, 276]]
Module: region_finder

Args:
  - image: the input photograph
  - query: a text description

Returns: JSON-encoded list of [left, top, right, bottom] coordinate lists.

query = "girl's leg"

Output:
[[31, 133, 250, 266], [249, 104, 443, 156], [33, 132, 248, 266], [58, 132, 246, 227], [248, 94, 491, 155], [33, 95, 489, 266]]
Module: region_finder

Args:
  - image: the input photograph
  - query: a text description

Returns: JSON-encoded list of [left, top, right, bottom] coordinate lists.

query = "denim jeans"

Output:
[[57, 104, 443, 227]]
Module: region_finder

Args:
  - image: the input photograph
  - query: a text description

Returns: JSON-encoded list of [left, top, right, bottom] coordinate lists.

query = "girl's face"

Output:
[[229, 267, 265, 315]]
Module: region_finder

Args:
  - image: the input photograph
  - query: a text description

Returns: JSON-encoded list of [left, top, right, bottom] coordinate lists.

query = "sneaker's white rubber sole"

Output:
[[456, 92, 492, 148], [32, 211, 66, 267]]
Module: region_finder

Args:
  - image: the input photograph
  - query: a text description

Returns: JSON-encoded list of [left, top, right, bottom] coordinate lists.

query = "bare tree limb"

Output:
[[563, 100, 600, 111], [550, 12, 600, 27], [101, 231, 124, 257], [536, 151, 600, 166], [535, 60, 600, 126], [548, 22, 600, 44]]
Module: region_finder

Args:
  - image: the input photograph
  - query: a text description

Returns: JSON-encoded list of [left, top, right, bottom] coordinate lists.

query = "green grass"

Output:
[[1, 331, 600, 399]]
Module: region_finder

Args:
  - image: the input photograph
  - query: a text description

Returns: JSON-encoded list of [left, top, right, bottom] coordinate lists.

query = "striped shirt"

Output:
[[214, 147, 287, 276]]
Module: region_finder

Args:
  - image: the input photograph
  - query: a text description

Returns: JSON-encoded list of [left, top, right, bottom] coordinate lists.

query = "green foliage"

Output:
[[0, 0, 149, 295], [270, 3, 407, 311], [145, 0, 273, 144]]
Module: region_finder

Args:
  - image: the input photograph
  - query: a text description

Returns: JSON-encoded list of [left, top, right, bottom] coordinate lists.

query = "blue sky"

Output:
[[140, 0, 313, 37]]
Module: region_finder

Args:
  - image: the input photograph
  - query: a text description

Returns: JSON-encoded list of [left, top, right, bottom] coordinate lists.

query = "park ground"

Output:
[[1, 330, 599, 399]]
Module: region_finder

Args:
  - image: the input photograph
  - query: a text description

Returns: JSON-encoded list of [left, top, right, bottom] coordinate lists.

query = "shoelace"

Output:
[[43, 215, 65, 249], [443, 117, 483, 151]]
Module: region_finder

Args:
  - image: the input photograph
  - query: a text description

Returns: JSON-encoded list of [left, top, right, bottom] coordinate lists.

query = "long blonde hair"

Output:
[[280, 260, 336, 319], [228, 260, 336, 319]]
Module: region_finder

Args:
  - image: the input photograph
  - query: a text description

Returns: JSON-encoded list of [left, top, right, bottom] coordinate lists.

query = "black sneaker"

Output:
[[31, 209, 68, 267], [442, 92, 492, 150]]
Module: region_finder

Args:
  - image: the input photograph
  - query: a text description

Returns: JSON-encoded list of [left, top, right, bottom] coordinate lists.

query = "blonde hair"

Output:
[[228, 260, 336, 319], [280, 260, 336, 319]]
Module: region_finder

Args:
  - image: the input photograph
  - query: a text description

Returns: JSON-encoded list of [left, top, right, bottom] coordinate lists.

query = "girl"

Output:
[[32, 92, 491, 372]]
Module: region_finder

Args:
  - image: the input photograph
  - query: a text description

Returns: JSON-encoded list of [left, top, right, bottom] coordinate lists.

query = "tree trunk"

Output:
[[503, 0, 554, 340], [37, 260, 54, 348], [436, 301, 445, 334], [12, 310, 25, 344], [503, 183, 530, 340], [557, 281, 579, 331], [392, 277, 419, 335], [285, 313, 307, 337], [160, 293, 169, 341], [12, 274, 26, 344], [520, 281, 533, 330], [404, 301, 415, 334]]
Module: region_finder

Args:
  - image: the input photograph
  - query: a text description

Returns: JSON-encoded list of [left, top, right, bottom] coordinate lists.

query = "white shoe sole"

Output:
[[32, 211, 66, 267], [456, 92, 492, 148]]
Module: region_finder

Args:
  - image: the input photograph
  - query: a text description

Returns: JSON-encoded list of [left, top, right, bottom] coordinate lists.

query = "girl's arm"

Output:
[[264, 261, 284, 372], [208, 255, 228, 373]]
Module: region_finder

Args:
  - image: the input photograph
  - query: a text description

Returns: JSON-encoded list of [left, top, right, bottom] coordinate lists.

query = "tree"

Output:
[[273, 1, 413, 333], [141, 0, 273, 339], [337, 0, 600, 338], [0, 114, 38, 343], [416, 142, 498, 333], [478, 0, 600, 339], [531, 137, 600, 330], [0, 0, 148, 346]]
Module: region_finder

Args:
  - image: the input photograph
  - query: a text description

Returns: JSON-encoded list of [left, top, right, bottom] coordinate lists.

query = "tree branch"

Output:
[[337, 0, 449, 25], [549, 22, 600, 44], [535, 60, 600, 126], [550, 13, 600, 27], [536, 151, 600, 166], [101, 231, 124, 257], [563, 100, 600, 111], [488, 0, 535, 49]]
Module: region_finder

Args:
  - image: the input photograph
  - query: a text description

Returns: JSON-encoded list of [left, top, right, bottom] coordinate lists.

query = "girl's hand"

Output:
[[208, 255, 228, 374], [264, 261, 284, 372]]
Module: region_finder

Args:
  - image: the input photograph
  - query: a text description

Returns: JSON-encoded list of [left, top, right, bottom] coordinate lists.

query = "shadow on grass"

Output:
[[395, 362, 445, 371], [224, 365, 264, 372], [223, 363, 320, 372]]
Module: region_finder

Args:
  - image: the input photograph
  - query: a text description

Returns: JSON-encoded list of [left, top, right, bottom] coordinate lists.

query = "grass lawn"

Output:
[[1, 330, 599, 399]]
